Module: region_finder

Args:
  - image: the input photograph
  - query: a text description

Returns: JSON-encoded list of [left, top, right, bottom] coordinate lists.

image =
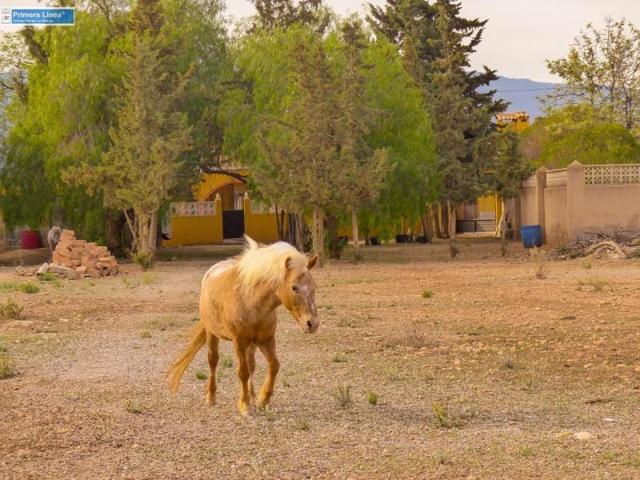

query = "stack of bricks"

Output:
[[52, 229, 119, 278]]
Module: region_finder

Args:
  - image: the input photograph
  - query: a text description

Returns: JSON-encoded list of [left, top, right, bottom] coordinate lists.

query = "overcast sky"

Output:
[[225, 0, 640, 83], [2, 0, 639, 82]]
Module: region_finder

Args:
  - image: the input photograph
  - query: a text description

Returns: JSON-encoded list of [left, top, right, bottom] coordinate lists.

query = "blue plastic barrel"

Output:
[[521, 225, 542, 248]]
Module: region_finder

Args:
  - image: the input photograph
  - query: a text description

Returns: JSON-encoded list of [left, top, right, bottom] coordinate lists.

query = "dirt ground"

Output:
[[1, 239, 639, 479]]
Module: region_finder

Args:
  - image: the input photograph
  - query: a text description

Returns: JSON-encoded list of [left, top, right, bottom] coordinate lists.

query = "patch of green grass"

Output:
[[195, 370, 208, 380], [623, 454, 640, 468], [0, 281, 39, 294], [140, 330, 152, 339], [0, 353, 17, 379], [0, 298, 23, 319], [124, 399, 145, 414], [220, 354, 233, 368], [333, 385, 352, 408], [422, 289, 433, 299], [295, 418, 310, 431], [144, 318, 175, 331], [433, 451, 453, 466], [142, 273, 158, 285], [432, 402, 454, 429], [519, 446, 535, 457], [38, 272, 58, 282], [367, 391, 379, 405], [17, 282, 39, 294], [332, 352, 347, 363]]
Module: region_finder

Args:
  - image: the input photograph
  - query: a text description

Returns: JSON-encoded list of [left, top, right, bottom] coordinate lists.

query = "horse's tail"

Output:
[[166, 321, 206, 393]]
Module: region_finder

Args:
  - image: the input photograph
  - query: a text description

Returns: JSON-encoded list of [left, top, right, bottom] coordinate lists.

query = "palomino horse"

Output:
[[167, 236, 319, 416]]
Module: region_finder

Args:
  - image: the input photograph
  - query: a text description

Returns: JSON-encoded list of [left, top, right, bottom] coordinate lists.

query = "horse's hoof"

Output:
[[238, 401, 254, 418]]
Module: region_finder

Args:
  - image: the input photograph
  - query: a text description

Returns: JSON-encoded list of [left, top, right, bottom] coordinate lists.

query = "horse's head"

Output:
[[278, 255, 319, 334]]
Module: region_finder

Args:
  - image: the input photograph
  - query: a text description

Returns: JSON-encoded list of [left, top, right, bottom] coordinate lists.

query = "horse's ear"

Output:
[[285, 257, 292, 269], [307, 255, 318, 270]]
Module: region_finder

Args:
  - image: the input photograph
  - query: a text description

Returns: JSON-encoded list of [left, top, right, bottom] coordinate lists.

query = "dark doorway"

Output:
[[223, 210, 245, 239]]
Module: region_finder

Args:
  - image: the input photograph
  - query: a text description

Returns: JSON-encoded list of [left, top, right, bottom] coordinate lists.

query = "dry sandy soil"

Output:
[[1, 240, 639, 479]]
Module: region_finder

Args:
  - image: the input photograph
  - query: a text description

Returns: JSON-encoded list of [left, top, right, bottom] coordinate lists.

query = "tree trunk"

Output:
[[447, 201, 458, 258], [325, 214, 341, 260], [149, 210, 158, 253], [275, 205, 284, 241], [312, 207, 325, 267], [499, 199, 508, 257], [437, 202, 448, 239], [294, 213, 305, 252], [351, 209, 360, 259]]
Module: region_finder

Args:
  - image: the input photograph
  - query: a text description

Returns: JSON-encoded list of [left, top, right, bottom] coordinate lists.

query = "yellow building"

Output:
[[456, 111, 530, 234], [163, 168, 282, 247]]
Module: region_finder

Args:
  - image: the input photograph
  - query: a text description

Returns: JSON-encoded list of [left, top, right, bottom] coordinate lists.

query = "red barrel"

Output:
[[20, 230, 42, 249]]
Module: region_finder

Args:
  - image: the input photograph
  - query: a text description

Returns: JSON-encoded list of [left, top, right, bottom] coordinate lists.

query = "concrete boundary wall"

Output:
[[520, 161, 640, 245]]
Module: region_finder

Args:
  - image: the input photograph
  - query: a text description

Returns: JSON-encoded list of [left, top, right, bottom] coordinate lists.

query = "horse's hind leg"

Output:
[[206, 332, 219, 406], [246, 344, 257, 404]]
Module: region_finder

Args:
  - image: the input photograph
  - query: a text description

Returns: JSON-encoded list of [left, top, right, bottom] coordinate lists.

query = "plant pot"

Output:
[[369, 237, 380, 246], [20, 230, 42, 249]]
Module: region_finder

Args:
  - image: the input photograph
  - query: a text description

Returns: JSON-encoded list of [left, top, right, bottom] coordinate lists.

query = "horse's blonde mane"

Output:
[[237, 236, 307, 293]]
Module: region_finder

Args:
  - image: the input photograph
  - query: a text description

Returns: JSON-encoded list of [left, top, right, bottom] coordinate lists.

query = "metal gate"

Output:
[[223, 210, 245, 239]]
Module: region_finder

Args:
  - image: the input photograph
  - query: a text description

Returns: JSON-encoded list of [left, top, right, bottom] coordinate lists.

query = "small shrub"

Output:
[[295, 418, 310, 431], [332, 352, 347, 363], [367, 391, 379, 405], [503, 357, 516, 370], [38, 272, 58, 282], [17, 282, 39, 294], [578, 277, 610, 292], [125, 400, 145, 414], [0, 281, 18, 292], [519, 446, 534, 457], [0, 353, 17, 379], [121, 277, 139, 289], [140, 330, 152, 339], [337, 317, 355, 328], [581, 259, 592, 270], [530, 247, 548, 279], [142, 273, 158, 285], [133, 252, 153, 270], [220, 354, 233, 368], [422, 290, 433, 299], [333, 385, 352, 408], [432, 402, 453, 429], [195, 370, 208, 380], [0, 298, 23, 319]]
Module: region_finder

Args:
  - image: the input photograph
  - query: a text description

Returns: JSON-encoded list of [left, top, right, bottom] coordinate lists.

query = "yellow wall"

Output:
[[243, 196, 282, 243], [163, 196, 223, 247], [196, 172, 248, 201]]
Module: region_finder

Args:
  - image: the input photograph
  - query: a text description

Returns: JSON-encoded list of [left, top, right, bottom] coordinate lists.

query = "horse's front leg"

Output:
[[257, 336, 280, 409], [246, 344, 257, 405], [233, 338, 254, 417]]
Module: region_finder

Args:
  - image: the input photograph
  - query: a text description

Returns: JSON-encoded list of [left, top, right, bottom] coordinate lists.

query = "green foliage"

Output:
[[66, 0, 192, 256], [546, 18, 640, 131], [0, 0, 228, 239], [221, 22, 437, 247], [521, 105, 640, 168]]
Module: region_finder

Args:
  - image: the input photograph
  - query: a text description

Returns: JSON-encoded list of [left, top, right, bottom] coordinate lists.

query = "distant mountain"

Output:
[[480, 76, 562, 120]]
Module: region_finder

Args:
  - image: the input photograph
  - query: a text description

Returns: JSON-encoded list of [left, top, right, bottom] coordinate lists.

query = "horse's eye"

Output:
[[292, 285, 300, 293]]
